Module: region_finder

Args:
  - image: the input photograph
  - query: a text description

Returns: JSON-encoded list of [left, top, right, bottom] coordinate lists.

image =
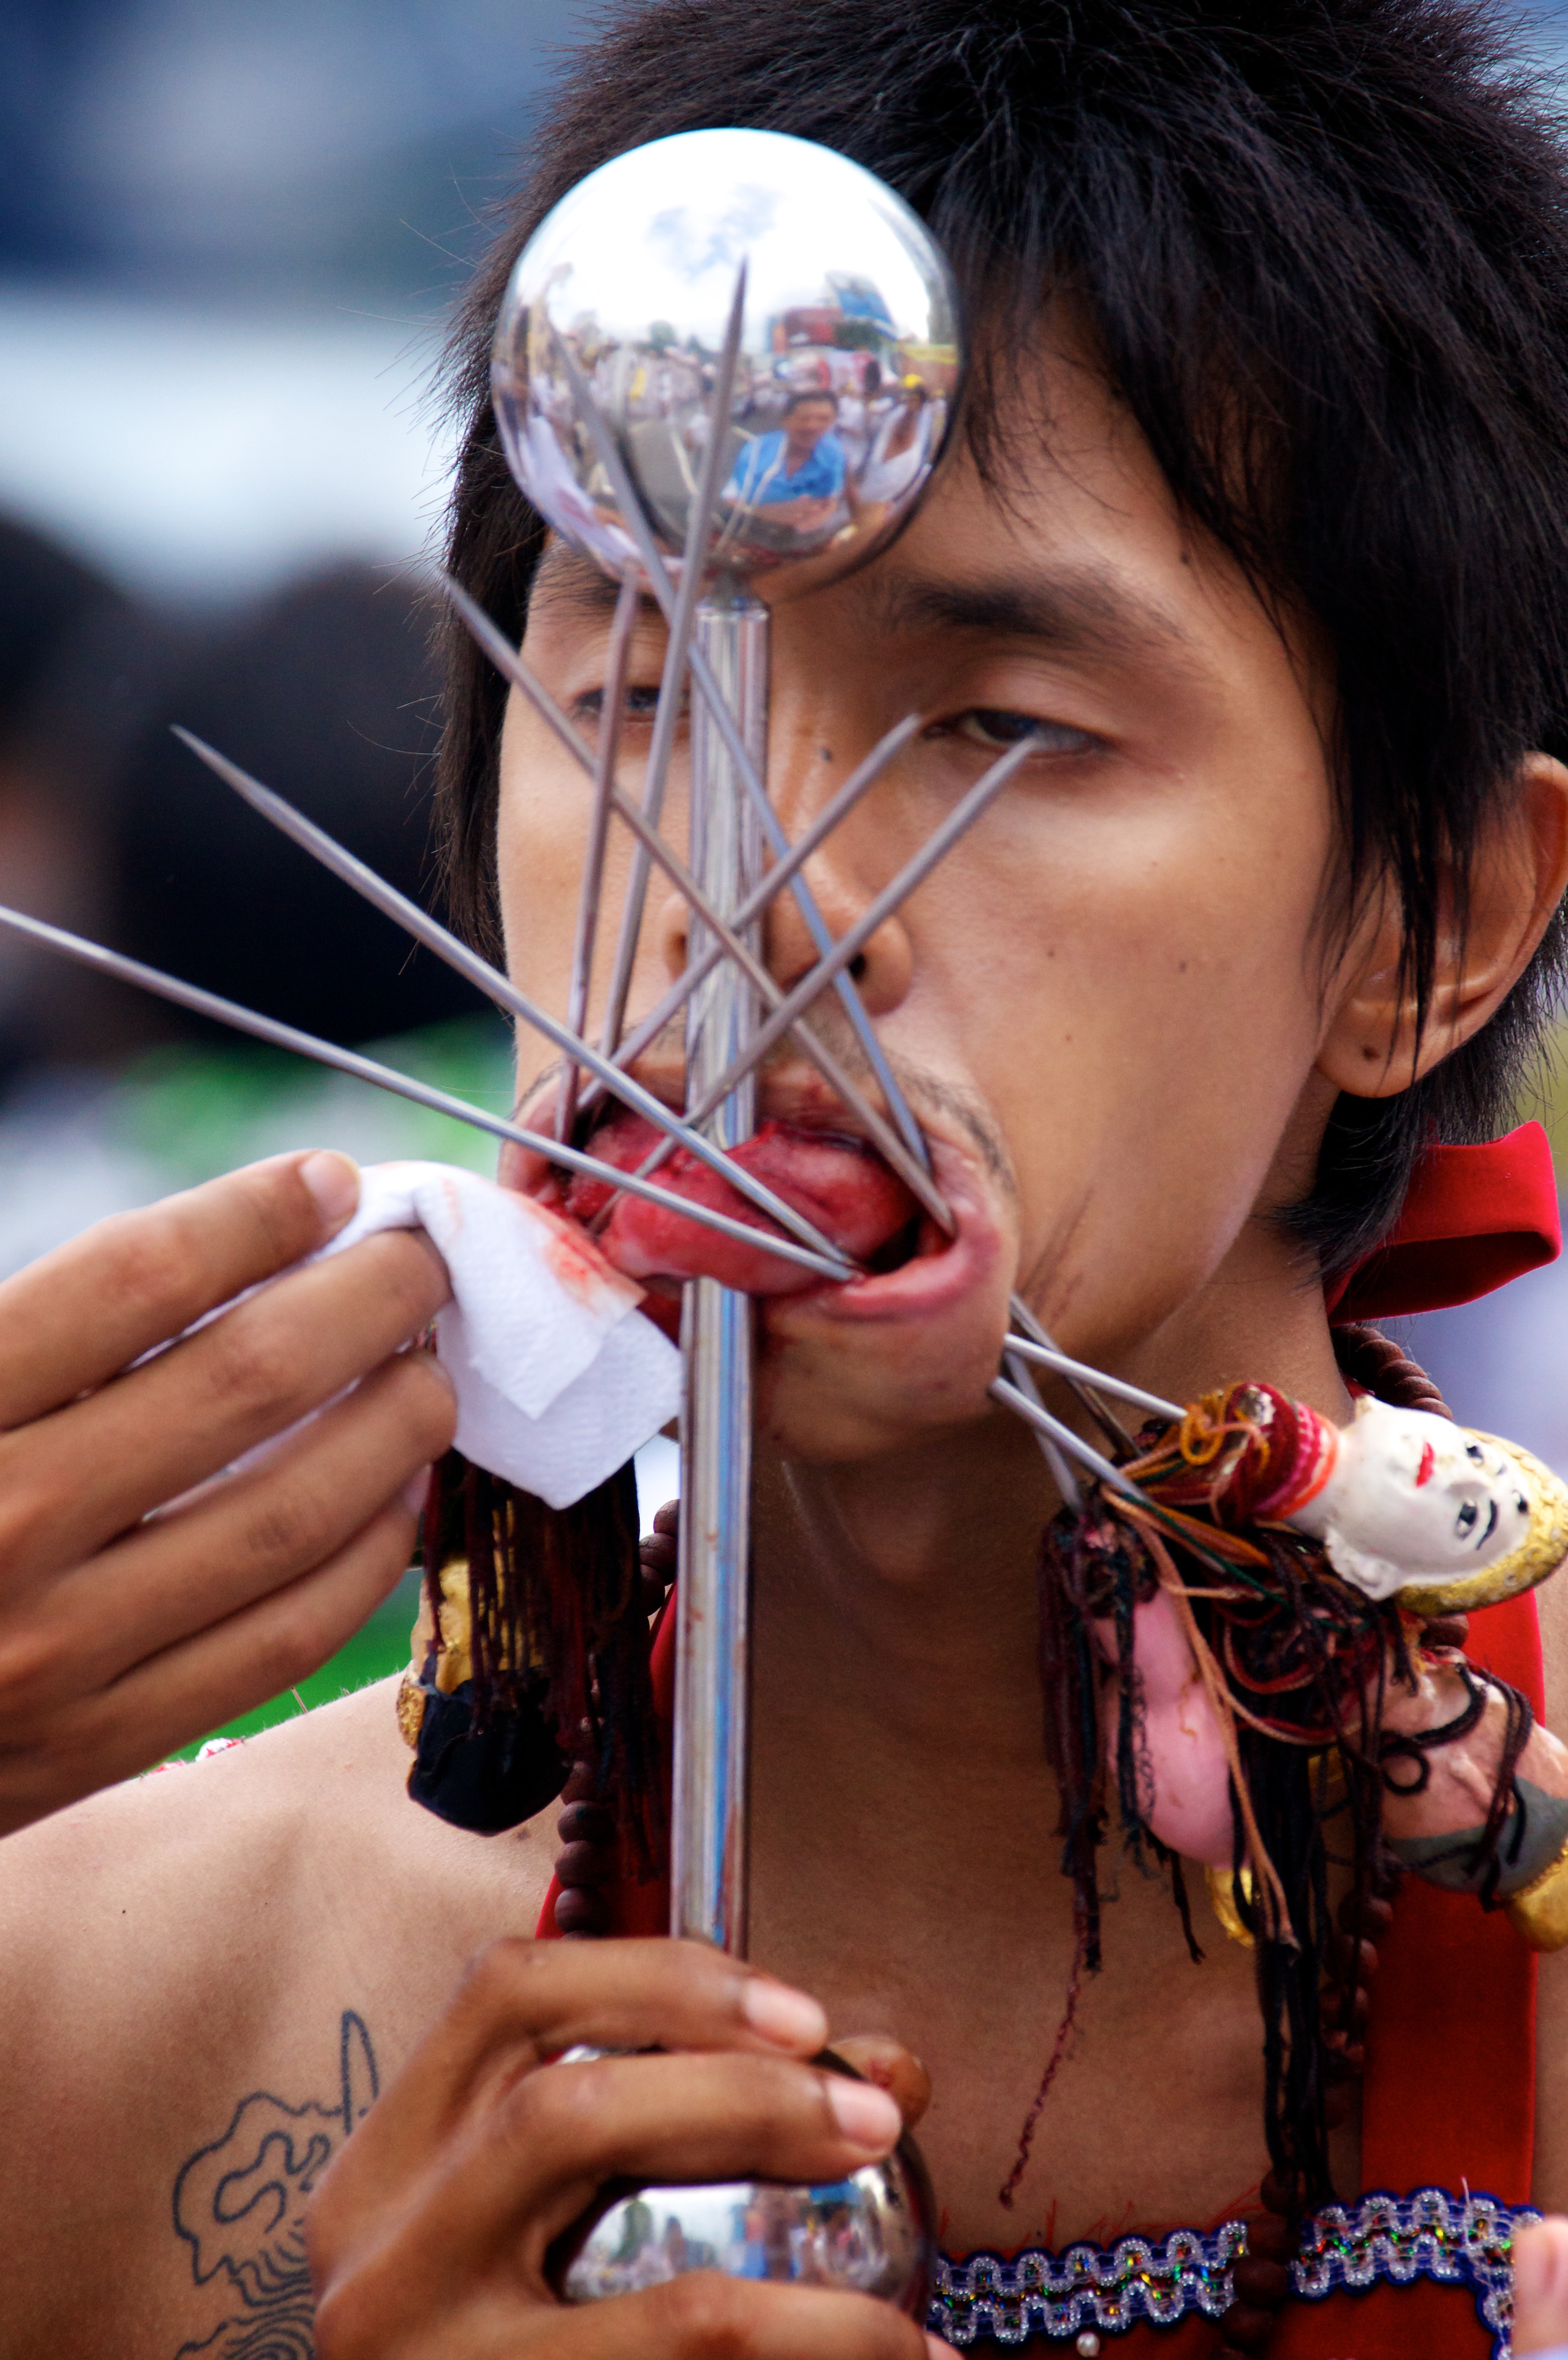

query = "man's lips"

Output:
[[560, 1111, 920, 1296]]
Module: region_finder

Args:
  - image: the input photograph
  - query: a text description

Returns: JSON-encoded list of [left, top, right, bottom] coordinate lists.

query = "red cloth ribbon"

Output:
[[1325, 1119, 1560, 1322]]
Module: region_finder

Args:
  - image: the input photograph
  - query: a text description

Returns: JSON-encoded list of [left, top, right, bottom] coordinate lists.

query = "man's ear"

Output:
[[1316, 751, 1568, 1099]]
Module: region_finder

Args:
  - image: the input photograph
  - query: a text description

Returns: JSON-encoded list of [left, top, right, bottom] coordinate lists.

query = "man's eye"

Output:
[[937, 709, 1097, 754], [1455, 1500, 1479, 1535], [573, 683, 667, 723]]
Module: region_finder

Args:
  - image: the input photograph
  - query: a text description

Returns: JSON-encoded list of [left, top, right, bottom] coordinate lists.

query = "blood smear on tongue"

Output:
[[564, 1114, 918, 1294]]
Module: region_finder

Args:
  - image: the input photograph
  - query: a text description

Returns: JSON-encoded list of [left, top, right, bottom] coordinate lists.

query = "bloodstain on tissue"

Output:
[[514, 1189, 645, 1315]]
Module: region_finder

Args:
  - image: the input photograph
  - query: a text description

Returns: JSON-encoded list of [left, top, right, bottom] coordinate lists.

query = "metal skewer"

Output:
[[1006, 1289, 1139, 1458], [567, 733, 946, 1224], [1000, 1344, 1080, 1507], [0, 904, 854, 1286], [559, 570, 639, 1145], [170, 730, 857, 1278], [623, 732, 1037, 1171], [988, 1374, 1147, 1499], [432, 589, 949, 1229], [581, 713, 925, 1101], [1001, 1334, 1182, 1425], [595, 269, 747, 1067]]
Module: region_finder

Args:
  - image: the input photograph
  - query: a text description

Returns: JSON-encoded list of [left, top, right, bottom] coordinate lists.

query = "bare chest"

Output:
[[755, 1856, 1310, 2257]]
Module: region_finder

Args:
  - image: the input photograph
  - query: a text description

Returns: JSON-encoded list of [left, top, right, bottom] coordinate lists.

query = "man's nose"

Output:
[[645, 757, 914, 1031], [759, 757, 914, 1021]]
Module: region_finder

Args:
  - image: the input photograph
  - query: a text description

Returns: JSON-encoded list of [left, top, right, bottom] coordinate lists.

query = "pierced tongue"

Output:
[[564, 1113, 919, 1294]]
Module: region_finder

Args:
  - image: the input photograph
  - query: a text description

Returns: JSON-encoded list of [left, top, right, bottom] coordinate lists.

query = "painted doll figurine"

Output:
[[1089, 1384, 1568, 1937], [1288, 1397, 1568, 1617]]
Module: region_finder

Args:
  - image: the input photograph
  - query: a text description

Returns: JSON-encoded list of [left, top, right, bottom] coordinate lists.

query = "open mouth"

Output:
[[559, 1107, 925, 1300]]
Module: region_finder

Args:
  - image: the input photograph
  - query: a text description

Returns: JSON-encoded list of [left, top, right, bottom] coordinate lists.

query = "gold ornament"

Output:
[[395, 1557, 473, 1751], [1506, 1832, 1568, 1952], [1205, 1864, 1257, 1949]]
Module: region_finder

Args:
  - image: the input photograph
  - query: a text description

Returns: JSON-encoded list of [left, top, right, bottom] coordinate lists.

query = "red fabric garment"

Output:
[[1325, 1124, 1560, 1322]]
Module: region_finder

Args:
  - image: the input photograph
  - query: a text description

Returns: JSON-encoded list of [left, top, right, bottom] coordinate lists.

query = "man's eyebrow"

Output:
[[528, 543, 629, 620], [864, 565, 1203, 666]]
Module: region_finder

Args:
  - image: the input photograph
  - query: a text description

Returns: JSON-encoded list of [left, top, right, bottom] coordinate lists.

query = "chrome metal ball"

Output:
[[556, 2146, 936, 2314], [491, 127, 961, 600], [546, 2044, 935, 2316]]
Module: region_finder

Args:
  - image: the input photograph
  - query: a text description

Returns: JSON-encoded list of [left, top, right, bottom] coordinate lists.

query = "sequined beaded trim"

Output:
[[928, 2188, 1539, 2355]]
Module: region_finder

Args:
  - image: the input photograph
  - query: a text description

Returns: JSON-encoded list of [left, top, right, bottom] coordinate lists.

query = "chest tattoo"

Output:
[[171, 2010, 379, 2360]]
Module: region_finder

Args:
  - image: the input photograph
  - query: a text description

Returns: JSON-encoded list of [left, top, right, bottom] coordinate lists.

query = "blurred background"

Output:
[[0, 0, 1564, 1749]]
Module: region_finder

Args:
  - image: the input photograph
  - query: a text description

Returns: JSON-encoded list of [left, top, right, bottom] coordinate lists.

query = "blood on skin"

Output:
[[561, 1112, 920, 1298]]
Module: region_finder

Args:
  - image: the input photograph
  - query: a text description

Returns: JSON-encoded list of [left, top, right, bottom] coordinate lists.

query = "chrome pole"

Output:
[[673, 575, 767, 1954]]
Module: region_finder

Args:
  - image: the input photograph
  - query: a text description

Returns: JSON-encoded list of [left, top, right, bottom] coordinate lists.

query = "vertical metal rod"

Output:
[[595, 270, 746, 1065], [674, 576, 767, 1954], [557, 332, 933, 1179], [559, 571, 639, 1144]]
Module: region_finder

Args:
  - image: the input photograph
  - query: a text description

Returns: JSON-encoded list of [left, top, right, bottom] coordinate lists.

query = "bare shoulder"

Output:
[[0, 1674, 555, 2004], [0, 1677, 558, 2358]]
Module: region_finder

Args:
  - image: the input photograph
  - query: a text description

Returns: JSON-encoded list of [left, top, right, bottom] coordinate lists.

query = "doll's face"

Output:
[[493, 313, 1351, 1462], [1318, 1404, 1531, 1597]]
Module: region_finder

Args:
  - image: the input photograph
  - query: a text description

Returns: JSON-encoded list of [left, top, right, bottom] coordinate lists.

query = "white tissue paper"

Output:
[[321, 1160, 680, 1509]]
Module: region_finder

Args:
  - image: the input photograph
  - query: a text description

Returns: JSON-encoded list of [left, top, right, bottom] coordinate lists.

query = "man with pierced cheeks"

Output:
[[3, 2, 1568, 2356]]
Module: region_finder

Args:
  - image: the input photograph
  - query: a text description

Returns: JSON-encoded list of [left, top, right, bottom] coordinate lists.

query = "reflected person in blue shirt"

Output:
[[725, 390, 847, 529]]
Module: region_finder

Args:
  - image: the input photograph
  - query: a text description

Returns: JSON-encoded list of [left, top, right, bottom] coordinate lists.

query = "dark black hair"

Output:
[[436, 0, 1568, 1280], [783, 387, 840, 411]]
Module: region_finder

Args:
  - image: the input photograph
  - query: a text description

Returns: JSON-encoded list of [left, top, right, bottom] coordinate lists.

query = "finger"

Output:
[[1513, 2218, 1568, 2354], [0, 1229, 451, 1573], [327, 1939, 830, 2212], [831, 2038, 932, 2129], [0, 1495, 425, 1834], [414, 2048, 906, 2275], [25, 1350, 454, 1694], [0, 1150, 362, 1427]]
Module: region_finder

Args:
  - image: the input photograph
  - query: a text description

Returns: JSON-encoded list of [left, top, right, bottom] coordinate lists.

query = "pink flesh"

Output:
[[563, 1112, 919, 1294], [1095, 1591, 1235, 1868]]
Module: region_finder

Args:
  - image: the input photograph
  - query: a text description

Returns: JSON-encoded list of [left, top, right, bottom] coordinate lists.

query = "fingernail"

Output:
[[826, 2074, 902, 2152], [299, 1150, 360, 1232], [741, 1978, 828, 2051], [401, 1466, 433, 1518]]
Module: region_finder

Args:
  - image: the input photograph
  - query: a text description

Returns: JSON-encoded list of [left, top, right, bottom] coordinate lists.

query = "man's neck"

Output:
[[742, 1214, 1354, 2247], [749, 1205, 1351, 1847]]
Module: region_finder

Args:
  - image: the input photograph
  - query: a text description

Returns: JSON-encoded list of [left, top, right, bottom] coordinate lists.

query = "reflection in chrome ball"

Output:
[[491, 127, 961, 598], [558, 2148, 936, 2313]]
